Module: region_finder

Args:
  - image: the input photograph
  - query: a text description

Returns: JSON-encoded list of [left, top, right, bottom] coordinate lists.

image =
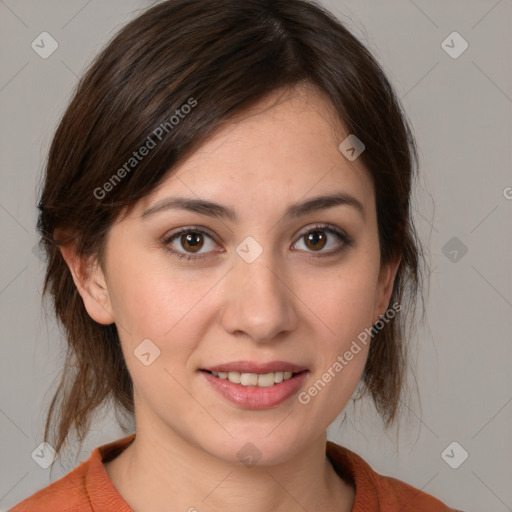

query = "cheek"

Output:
[[108, 269, 173, 336], [107, 252, 222, 358], [296, 268, 376, 422], [303, 262, 379, 349], [109, 266, 211, 401]]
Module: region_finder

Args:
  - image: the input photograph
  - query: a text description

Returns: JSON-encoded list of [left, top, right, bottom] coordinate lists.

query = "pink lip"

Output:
[[202, 360, 308, 373], [200, 370, 309, 410]]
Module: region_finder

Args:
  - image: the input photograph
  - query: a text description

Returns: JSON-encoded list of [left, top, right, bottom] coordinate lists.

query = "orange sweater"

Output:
[[10, 434, 460, 511]]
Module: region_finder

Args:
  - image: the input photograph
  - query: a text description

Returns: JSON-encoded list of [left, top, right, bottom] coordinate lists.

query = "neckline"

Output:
[[90, 434, 373, 511]]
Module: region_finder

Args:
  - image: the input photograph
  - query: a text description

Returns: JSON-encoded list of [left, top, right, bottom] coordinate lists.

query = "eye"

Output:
[[162, 223, 353, 261], [291, 223, 353, 257], [163, 226, 219, 261]]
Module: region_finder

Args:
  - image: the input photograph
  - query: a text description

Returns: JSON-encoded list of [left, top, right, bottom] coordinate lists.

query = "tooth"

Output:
[[228, 371, 241, 383], [257, 373, 276, 387], [212, 370, 298, 386], [240, 373, 258, 386]]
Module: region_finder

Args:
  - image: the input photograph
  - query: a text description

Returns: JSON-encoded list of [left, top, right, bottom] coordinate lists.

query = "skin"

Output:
[[60, 83, 401, 512]]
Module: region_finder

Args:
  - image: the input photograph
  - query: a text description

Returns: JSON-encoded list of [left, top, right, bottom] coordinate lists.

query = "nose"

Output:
[[220, 249, 298, 343]]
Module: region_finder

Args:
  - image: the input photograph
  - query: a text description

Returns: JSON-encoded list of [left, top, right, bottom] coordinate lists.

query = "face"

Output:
[[64, 84, 399, 466]]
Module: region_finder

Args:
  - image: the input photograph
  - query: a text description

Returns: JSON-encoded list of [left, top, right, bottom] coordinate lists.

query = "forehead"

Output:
[[135, 85, 374, 217]]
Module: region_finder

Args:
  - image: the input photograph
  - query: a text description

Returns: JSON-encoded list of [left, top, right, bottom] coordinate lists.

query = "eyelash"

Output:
[[162, 223, 353, 261]]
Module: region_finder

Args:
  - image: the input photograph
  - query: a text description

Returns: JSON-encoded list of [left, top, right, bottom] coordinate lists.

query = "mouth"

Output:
[[200, 369, 306, 387], [200, 360, 308, 387], [199, 361, 309, 409]]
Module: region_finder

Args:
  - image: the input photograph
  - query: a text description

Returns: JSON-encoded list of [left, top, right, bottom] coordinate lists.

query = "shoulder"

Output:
[[326, 441, 463, 512], [9, 434, 136, 512], [8, 459, 91, 512]]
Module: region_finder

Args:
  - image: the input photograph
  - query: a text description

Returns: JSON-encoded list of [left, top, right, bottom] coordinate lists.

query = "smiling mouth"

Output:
[[201, 369, 306, 387]]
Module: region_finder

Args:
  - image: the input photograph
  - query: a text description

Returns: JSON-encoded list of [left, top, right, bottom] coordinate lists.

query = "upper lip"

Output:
[[201, 361, 308, 374]]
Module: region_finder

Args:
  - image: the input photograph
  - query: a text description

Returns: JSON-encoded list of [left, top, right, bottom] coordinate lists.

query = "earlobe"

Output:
[[58, 241, 115, 326], [373, 253, 401, 323]]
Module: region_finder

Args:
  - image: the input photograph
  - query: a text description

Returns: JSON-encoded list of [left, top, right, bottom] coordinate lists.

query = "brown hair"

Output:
[[36, 0, 427, 464]]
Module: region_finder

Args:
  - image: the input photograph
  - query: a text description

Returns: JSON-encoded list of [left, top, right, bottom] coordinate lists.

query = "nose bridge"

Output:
[[221, 243, 297, 342]]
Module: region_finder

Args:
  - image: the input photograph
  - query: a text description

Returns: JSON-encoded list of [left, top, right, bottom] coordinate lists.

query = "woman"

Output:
[[11, 0, 460, 510]]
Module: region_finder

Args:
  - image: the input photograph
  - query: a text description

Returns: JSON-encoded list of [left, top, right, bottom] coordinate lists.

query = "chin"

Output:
[[197, 427, 311, 468]]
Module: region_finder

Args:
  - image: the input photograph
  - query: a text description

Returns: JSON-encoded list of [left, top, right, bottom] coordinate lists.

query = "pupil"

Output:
[[183, 232, 202, 252], [307, 231, 326, 250]]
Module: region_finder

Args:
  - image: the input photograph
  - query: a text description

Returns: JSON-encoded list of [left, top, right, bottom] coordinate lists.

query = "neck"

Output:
[[104, 425, 354, 512]]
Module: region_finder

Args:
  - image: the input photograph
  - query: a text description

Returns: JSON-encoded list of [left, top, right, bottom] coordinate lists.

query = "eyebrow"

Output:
[[141, 192, 366, 222]]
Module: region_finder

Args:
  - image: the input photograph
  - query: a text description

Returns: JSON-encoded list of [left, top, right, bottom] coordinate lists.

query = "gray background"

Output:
[[1, 1, 511, 511]]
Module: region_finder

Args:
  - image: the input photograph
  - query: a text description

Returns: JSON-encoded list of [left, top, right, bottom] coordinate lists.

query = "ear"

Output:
[[372, 252, 402, 324], [58, 236, 114, 325]]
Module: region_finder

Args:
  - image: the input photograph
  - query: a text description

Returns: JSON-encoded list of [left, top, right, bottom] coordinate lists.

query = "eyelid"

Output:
[[165, 224, 218, 239], [293, 222, 348, 241]]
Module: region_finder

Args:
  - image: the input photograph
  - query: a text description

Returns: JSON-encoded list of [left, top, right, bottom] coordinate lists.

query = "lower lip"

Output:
[[201, 370, 309, 410]]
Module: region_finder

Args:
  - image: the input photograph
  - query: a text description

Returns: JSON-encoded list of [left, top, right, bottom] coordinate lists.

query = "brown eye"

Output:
[[164, 224, 352, 262], [179, 232, 204, 253], [164, 227, 218, 260], [292, 224, 352, 257], [303, 230, 327, 251]]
